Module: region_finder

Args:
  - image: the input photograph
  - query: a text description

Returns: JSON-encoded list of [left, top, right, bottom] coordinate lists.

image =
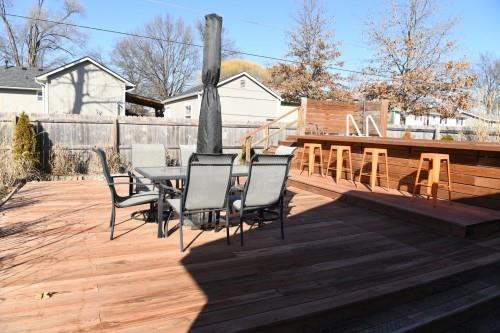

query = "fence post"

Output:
[[379, 99, 389, 137], [112, 117, 119, 152], [299, 97, 307, 135]]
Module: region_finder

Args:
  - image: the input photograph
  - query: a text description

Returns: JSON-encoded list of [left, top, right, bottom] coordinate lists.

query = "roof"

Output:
[[164, 72, 282, 103], [0, 66, 46, 90], [36, 57, 135, 90]]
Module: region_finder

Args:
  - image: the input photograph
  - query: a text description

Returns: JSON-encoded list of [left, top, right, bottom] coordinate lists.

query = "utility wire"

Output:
[[4, 12, 471, 90]]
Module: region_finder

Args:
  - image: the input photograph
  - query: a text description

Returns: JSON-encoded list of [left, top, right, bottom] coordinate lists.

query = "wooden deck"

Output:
[[2, 180, 500, 332]]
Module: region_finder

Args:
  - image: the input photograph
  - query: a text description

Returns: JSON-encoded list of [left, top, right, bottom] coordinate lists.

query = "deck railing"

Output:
[[238, 107, 304, 162]]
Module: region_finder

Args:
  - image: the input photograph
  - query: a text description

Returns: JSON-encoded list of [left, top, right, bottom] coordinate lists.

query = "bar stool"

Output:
[[299, 143, 324, 177], [358, 148, 390, 191], [325, 145, 354, 183], [413, 153, 452, 206]]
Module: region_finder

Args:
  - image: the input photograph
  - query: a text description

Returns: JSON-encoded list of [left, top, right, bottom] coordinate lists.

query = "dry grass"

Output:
[[0, 151, 40, 194], [50, 146, 81, 176]]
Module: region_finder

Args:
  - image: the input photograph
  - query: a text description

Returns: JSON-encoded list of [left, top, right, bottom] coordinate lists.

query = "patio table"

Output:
[[135, 165, 249, 237]]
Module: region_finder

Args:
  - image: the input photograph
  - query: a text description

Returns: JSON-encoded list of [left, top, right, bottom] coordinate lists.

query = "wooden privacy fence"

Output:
[[291, 135, 500, 211], [0, 114, 296, 170], [303, 99, 389, 136]]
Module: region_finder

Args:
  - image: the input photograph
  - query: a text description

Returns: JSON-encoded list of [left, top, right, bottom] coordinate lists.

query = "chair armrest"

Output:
[[110, 174, 131, 178]]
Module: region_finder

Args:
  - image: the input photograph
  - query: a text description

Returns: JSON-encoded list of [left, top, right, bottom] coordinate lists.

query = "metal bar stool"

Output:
[[325, 145, 354, 183], [358, 148, 390, 191], [413, 153, 452, 207], [299, 143, 324, 177]]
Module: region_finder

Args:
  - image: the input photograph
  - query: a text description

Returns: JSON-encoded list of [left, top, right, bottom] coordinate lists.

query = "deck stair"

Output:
[[301, 264, 500, 333]]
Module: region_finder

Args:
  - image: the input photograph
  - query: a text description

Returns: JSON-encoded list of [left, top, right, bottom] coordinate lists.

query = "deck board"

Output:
[[1, 180, 500, 332]]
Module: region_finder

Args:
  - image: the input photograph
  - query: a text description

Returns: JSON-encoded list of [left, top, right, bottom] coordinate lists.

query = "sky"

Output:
[[6, 0, 500, 74]]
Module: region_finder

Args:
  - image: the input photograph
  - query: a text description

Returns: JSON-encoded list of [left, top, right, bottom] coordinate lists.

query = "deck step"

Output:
[[321, 277, 500, 332], [288, 173, 500, 239], [194, 254, 500, 333]]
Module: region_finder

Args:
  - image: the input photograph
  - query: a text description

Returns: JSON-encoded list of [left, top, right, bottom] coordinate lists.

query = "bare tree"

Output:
[[362, 0, 476, 118], [266, 0, 348, 102], [475, 53, 500, 115], [113, 14, 199, 100], [196, 19, 238, 59], [0, 0, 84, 68]]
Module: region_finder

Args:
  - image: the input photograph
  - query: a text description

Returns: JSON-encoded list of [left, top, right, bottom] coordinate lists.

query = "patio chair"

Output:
[[163, 153, 237, 252], [130, 144, 166, 193], [232, 154, 293, 246], [179, 145, 197, 166], [93, 147, 161, 240]]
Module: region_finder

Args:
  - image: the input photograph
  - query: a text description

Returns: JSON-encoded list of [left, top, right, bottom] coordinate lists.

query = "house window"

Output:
[[240, 79, 245, 88], [185, 104, 192, 119], [37, 91, 43, 101]]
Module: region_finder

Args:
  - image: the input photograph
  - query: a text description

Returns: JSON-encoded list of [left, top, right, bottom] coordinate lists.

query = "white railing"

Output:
[[365, 115, 382, 137], [345, 114, 382, 137], [346, 114, 363, 136]]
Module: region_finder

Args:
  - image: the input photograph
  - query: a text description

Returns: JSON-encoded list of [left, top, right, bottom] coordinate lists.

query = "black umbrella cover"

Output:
[[197, 13, 223, 154]]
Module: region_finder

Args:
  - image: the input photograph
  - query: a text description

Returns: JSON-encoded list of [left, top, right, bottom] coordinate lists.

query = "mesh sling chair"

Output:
[[232, 154, 293, 246], [163, 153, 237, 252], [93, 148, 160, 240], [130, 144, 167, 193]]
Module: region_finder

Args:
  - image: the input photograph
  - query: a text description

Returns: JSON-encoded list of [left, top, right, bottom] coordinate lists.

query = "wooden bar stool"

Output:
[[413, 153, 452, 206], [358, 148, 390, 191], [324, 145, 354, 183], [299, 143, 324, 177]]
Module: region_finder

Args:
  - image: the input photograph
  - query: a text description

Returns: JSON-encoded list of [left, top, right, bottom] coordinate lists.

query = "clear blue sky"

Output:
[[8, 0, 500, 71]]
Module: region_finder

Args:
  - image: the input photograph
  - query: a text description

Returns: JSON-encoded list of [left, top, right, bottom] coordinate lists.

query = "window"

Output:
[[185, 104, 192, 119], [240, 79, 245, 88], [37, 91, 43, 101]]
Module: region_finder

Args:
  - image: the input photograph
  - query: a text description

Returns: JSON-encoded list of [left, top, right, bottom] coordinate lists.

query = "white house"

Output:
[[389, 109, 466, 127], [163, 72, 284, 123], [0, 57, 135, 116]]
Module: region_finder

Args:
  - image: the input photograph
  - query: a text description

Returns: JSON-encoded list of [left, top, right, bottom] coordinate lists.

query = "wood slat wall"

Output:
[[290, 135, 500, 211], [304, 99, 388, 136]]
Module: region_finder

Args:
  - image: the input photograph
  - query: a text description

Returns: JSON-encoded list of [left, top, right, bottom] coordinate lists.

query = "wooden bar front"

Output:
[[289, 135, 500, 211]]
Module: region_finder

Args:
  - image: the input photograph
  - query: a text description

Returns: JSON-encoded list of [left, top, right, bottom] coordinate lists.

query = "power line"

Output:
[[4, 12, 471, 90]]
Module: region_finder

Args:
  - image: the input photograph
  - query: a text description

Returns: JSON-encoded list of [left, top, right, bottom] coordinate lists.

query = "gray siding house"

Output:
[[0, 57, 135, 116], [164, 72, 284, 123]]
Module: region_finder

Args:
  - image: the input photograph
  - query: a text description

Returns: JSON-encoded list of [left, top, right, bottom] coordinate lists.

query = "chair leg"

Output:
[[325, 148, 333, 177], [318, 147, 324, 177], [280, 198, 284, 240], [299, 146, 307, 174], [109, 206, 116, 240], [446, 159, 452, 203], [384, 152, 390, 190], [358, 151, 366, 183], [179, 213, 184, 252], [164, 209, 172, 237], [239, 215, 244, 246], [226, 209, 230, 245], [413, 156, 424, 197], [348, 149, 354, 183]]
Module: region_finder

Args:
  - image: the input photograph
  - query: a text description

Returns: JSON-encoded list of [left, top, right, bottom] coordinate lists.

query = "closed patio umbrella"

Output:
[[197, 13, 223, 154]]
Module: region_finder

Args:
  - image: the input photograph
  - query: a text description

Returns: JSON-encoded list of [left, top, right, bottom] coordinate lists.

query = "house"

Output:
[[0, 65, 45, 114], [389, 109, 466, 127], [163, 72, 284, 123], [0, 57, 135, 116]]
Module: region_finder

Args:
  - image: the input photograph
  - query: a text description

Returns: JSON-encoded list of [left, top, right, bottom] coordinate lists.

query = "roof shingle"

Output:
[[0, 67, 47, 89]]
